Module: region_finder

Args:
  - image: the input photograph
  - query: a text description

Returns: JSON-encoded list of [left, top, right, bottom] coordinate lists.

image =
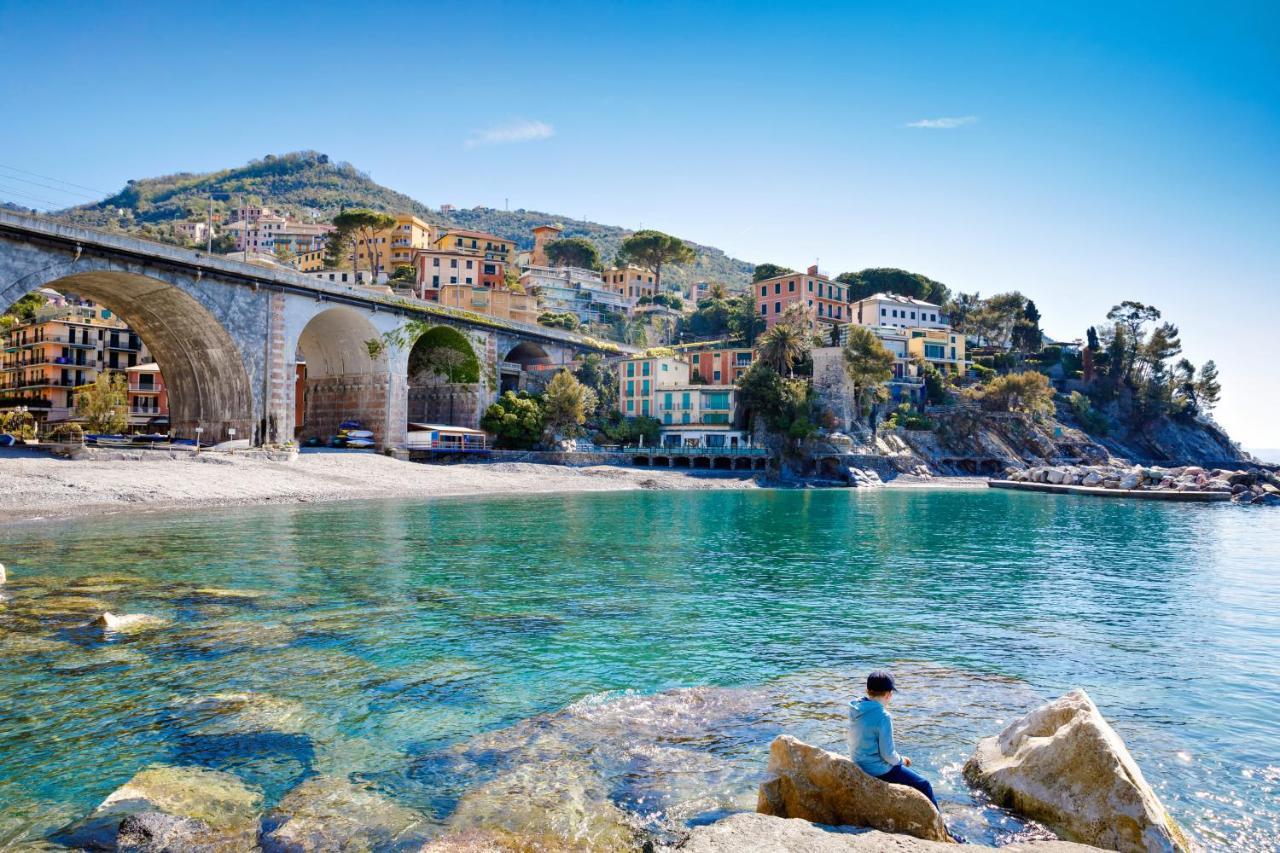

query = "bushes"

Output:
[[885, 405, 934, 431], [45, 422, 84, 443], [538, 311, 580, 331], [966, 371, 1055, 417], [480, 391, 544, 449], [1068, 390, 1109, 435]]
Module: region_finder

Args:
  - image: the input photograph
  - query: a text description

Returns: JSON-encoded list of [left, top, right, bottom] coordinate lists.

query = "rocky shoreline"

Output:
[[1003, 462, 1280, 505]]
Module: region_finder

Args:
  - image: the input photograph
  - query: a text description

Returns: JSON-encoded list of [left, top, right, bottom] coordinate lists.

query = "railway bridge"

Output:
[[0, 211, 624, 450]]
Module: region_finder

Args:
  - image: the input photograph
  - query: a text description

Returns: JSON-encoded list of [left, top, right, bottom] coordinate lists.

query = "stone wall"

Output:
[[301, 374, 390, 446], [407, 380, 483, 428], [812, 347, 853, 431]]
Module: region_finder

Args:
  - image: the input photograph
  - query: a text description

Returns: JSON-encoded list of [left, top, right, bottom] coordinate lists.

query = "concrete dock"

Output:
[[988, 479, 1232, 502]]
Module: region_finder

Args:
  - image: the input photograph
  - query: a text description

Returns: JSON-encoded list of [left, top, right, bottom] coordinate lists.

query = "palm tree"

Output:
[[758, 322, 810, 377], [707, 282, 729, 301]]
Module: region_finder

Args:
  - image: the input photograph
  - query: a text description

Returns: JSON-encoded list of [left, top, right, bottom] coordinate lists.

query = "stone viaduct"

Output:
[[0, 211, 624, 450]]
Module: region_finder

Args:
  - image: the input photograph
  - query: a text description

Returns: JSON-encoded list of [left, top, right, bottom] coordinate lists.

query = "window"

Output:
[[642, 361, 650, 376], [432, 275, 440, 286], [760, 285, 767, 297], [808, 281, 813, 292], [450, 259, 458, 268], [682, 412, 691, 424], [664, 392, 673, 409], [713, 370, 721, 382], [642, 400, 650, 416], [925, 343, 945, 359], [466, 260, 473, 269], [661, 363, 669, 371], [627, 362, 635, 377], [432, 258, 440, 267], [642, 380, 650, 395], [774, 302, 782, 314], [682, 391, 691, 409], [760, 304, 767, 316], [788, 281, 796, 292], [692, 354, 700, 363], [663, 413, 672, 424], [626, 399, 634, 412], [910, 311, 916, 320], [881, 308, 887, 316]]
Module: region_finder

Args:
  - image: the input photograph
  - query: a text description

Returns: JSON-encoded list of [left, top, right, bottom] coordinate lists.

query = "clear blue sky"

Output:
[[1, 0, 1276, 448]]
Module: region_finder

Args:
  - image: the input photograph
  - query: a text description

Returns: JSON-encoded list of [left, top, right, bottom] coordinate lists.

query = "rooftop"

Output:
[[857, 292, 942, 310]]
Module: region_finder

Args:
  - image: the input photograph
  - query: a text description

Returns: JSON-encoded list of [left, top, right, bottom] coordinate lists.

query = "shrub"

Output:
[[1069, 390, 1109, 435], [967, 371, 1055, 417], [46, 422, 84, 443]]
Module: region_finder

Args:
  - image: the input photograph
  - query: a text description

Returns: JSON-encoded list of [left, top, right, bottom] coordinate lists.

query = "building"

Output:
[[754, 265, 848, 330], [906, 327, 967, 374], [414, 248, 497, 299], [125, 362, 168, 428], [601, 265, 657, 300], [287, 248, 327, 273], [305, 269, 381, 287], [616, 354, 746, 448], [434, 229, 513, 263], [176, 220, 209, 245], [521, 265, 631, 324], [849, 293, 947, 331], [837, 324, 925, 405], [0, 296, 151, 425], [682, 345, 754, 385], [529, 224, 562, 266], [354, 214, 435, 275], [225, 213, 333, 257], [436, 284, 539, 325]]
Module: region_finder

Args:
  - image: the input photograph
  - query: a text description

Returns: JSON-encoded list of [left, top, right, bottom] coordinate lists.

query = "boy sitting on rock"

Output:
[[848, 670, 940, 810]]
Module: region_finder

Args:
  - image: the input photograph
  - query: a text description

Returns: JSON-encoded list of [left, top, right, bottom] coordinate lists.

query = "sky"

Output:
[[0, 0, 1277, 447]]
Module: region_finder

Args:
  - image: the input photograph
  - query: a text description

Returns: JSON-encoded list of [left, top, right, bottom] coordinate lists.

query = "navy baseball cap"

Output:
[[867, 671, 897, 693]]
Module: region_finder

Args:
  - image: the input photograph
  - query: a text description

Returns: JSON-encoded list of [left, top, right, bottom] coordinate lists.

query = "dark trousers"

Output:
[[877, 763, 938, 809]]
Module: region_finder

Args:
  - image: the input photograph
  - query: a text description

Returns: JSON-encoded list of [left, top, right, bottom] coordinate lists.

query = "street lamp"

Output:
[[194, 426, 203, 451]]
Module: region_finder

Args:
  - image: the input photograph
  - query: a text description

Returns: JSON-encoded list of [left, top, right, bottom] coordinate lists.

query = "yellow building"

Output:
[[601, 265, 657, 300], [616, 354, 745, 447], [354, 214, 436, 275], [288, 248, 327, 273], [433, 229, 514, 263], [436, 283, 539, 325], [906, 327, 967, 374]]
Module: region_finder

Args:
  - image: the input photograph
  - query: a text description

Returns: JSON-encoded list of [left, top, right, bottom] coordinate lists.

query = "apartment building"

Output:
[[436, 284, 539, 325], [601, 265, 658, 300], [754, 265, 848, 330], [616, 354, 746, 448], [126, 362, 168, 428], [0, 296, 151, 424], [850, 292, 947, 331], [682, 345, 754, 385], [520, 265, 631, 324], [355, 214, 435, 275]]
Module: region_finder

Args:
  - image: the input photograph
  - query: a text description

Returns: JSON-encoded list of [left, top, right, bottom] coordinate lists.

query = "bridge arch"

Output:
[[2, 270, 254, 442], [500, 340, 554, 392], [294, 306, 390, 446], [407, 325, 483, 428]]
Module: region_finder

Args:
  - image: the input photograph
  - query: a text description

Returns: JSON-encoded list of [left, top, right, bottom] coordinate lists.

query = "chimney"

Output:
[[807, 264, 819, 276]]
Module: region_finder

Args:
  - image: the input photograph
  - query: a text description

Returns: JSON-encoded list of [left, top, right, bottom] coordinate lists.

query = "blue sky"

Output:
[[1, 1, 1276, 447]]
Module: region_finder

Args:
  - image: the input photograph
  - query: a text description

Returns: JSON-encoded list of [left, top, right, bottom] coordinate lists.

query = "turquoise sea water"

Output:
[[1, 488, 1278, 849]]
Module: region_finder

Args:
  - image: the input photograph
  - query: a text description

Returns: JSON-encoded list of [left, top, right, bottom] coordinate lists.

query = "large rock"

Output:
[[115, 811, 219, 852], [676, 812, 1105, 852], [96, 612, 168, 633], [259, 775, 429, 852], [964, 690, 1192, 853], [756, 735, 950, 843], [52, 765, 261, 850]]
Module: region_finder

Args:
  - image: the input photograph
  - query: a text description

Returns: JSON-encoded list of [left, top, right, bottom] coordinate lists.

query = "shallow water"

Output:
[[1, 488, 1277, 849]]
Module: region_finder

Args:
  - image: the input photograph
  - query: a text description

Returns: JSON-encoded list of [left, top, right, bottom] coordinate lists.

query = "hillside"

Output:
[[54, 151, 754, 289]]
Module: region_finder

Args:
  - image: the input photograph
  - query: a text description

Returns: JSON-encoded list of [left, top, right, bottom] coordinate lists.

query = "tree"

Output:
[[544, 237, 601, 271], [75, 372, 129, 433], [841, 325, 895, 421], [541, 370, 597, 440], [1196, 360, 1221, 412], [574, 353, 617, 420], [752, 263, 795, 283], [971, 292, 1028, 350], [480, 391, 544, 449], [757, 307, 811, 376], [945, 292, 983, 336], [389, 264, 416, 284], [330, 209, 396, 278], [1011, 299, 1042, 354], [615, 230, 695, 296], [837, 268, 952, 306], [969, 371, 1055, 417]]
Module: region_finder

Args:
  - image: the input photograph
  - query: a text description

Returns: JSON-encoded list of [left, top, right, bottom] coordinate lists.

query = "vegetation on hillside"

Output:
[[53, 151, 754, 288]]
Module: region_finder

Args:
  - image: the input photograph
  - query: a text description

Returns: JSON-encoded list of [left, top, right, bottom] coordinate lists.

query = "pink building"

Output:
[[754, 265, 848, 331]]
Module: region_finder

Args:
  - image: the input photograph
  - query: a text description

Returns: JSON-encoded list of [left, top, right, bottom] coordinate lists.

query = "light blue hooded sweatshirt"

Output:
[[848, 696, 903, 777]]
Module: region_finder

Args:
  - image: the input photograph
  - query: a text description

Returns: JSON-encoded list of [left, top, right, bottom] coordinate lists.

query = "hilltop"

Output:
[[54, 151, 754, 289]]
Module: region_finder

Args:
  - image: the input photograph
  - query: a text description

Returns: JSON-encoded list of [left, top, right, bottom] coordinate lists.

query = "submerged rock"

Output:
[[964, 689, 1192, 853], [52, 765, 262, 850], [677, 812, 1103, 851], [259, 775, 430, 852], [446, 756, 638, 851], [116, 811, 217, 852], [170, 692, 319, 737], [756, 735, 951, 843], [96, 612, 168, 633]]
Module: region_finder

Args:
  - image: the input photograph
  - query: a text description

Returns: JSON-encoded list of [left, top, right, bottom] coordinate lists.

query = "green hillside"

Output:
[[55, 151, 754, 289]]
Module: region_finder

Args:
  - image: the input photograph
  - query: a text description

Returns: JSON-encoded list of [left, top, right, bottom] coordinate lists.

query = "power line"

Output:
[[0, 163, 111, 196], [0, 171, 100, 200], [0, 183, 64, 208]]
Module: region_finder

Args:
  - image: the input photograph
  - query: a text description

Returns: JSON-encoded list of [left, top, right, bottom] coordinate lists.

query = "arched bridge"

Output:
[[0, 210, 625, 450]]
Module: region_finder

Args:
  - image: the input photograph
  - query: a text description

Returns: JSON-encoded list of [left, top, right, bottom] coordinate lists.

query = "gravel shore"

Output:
[[0, 450, 760, 526]]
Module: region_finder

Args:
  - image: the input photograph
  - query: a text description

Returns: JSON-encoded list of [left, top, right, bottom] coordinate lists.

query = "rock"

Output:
[[964, 689, 1192, 853], [1046, 469, 1065, 485], [1118, 473, 1142, 490], [446, 757, 637, 851], [116, 811, 218, 852], [1226, 471, 1255, 487], [259, 775, 429, 852], [676, 812, 1105, 852], [1204, 479, 1232, 493], [756, 735, 950, 843], [1081, 472, 1104, 488], [170, 692, 320, 737], [96, 612, 168, 633], [53, 765, 262, 850]]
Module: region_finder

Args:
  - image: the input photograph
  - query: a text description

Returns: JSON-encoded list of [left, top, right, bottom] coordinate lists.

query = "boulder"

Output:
[[259, 775, 430, 852], [756, 735, 950, 843], [96, 612, 168, 633], [1181, 466, 1205, 478], [1046, 469, 1065, 485], [116, 811, 219, 852], [964, 690, 1192, 853], [1118, 473, 1142, 490], [1081, 472, 1104, 488], [52, 765, 262, 850], [1226, 471, 1255, 487], [1204, 479, 1232, 493], [446, 757, 637, 851], [677, 812, 1105, 852]]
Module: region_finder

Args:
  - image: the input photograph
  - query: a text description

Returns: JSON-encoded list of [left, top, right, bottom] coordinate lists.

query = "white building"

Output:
[[521, 265, 633, 323], [850, 293, 947, 331]]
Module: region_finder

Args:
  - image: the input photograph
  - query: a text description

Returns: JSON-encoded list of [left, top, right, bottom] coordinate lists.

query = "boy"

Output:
[[847, 670, 939, 809]]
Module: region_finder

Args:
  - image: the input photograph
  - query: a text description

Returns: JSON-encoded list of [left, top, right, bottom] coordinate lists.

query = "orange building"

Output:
[[530, 224, 562, 266], [683, 345, 754, 385], [601, 265, 657, 300], [754, 265, 847, 331], [414, 248, 503, 299], [125, 362, 169, 428]]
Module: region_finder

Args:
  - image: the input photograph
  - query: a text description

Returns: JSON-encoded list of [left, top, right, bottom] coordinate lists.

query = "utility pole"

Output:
[[206, 193, 214, 253]]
